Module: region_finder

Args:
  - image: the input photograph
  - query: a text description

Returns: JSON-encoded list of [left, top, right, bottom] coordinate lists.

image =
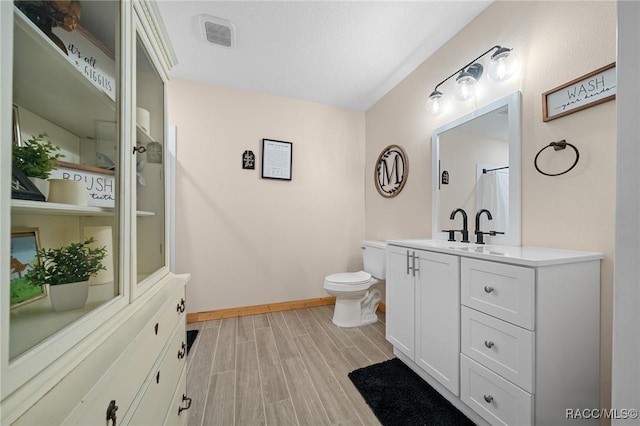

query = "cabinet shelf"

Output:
[[12, 199, 155, 217], [13, 8, 116, 139]]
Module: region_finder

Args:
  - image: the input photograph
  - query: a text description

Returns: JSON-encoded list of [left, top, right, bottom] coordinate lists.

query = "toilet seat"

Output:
[[324, 271, 376, 292]]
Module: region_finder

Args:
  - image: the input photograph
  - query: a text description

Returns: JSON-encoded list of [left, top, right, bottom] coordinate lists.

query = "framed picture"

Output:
[[542, 63, 616, 122], [10, 229, 47, 308], [261, 139, 292, 181], [12, 104, 22, 146], [11, 166, 45, 201]]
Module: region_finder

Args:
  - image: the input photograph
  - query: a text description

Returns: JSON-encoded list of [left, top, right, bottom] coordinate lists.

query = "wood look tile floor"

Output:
[[186, 306, 394, 426]]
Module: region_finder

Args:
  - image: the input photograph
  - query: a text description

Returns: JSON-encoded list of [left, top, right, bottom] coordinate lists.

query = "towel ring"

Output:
[[534, 140, 579, 177]]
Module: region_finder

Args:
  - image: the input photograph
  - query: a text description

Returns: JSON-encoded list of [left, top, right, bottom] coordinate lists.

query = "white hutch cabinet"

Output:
[[1, 1, 190, 424]]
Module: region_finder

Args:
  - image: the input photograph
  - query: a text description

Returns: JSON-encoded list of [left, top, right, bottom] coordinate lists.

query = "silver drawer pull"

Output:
[[484, 340, 495, 348], [483, 285, 494, 293], [483, 394, 494, 403]]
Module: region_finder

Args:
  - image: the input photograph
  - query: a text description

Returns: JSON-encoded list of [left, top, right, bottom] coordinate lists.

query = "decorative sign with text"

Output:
[[542, 63, 616, 122], [52, 25, 116, 102], [49, 162, 115, 207]]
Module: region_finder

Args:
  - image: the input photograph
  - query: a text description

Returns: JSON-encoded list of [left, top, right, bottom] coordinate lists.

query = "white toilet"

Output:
[[324, 240, 386, 327]]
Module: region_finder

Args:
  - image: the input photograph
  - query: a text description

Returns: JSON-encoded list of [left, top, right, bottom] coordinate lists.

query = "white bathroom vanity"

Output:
[[385, 239, 602, 426]]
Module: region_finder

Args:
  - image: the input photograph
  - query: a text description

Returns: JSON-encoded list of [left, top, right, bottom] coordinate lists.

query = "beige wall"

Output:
[[168, 80, 366, 313], [366, 0, 615, 413]]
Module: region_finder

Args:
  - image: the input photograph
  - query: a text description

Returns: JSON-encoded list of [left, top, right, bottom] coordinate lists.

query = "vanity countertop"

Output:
[[385, 239, 603, 267]]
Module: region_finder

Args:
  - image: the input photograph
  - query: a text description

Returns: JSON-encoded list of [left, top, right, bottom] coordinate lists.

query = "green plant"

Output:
[[12, 133, 64, 179], [24, 238, 106, 286]]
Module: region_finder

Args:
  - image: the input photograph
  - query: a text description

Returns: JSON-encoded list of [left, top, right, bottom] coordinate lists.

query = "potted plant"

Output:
[[12, 132, 64, 197], [24, 238, 106, 312]]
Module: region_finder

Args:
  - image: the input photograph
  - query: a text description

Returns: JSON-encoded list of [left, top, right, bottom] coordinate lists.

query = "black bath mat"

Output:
[[348, 358, 476, 426], [186, 330, 199, 355]]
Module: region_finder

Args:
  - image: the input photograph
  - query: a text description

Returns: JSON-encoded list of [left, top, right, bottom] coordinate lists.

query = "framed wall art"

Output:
[[542, 62, 616, 122], [375, 144, 408, 198], [10, 229, 47, 308], [261, 139, 292, 181]]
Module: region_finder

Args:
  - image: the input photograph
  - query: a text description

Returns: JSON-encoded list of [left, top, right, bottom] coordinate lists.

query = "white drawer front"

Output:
[[461, 307, 534, 392], [163, 367, 189, 426], [128, 321, 187, 425], [63, 284, 186, 424], [461, 355, 533, 426], [461, 258, 535, 330]]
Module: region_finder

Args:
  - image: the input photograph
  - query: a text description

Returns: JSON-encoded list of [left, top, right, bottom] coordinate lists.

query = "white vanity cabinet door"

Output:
[[415, 250, 460, 396], [386, 247, 416, 359]]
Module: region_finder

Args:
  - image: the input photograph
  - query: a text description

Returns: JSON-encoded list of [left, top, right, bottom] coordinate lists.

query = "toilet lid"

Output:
[[325, 271, 372, 284]]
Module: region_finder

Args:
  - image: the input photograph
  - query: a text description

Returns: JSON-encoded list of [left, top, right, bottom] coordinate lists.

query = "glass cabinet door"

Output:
[[9, 0, 121, 360], [135, 34, 167, 286]]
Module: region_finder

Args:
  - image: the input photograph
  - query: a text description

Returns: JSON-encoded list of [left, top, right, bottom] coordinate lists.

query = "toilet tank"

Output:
[[362, 240, 387, 279]]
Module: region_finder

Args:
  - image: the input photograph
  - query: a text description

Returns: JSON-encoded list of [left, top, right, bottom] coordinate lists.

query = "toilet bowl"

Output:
[[324, 241, 386, 327]]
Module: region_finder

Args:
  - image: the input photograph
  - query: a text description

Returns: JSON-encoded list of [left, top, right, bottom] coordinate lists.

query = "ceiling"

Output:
[[156, 1, 493, 111]]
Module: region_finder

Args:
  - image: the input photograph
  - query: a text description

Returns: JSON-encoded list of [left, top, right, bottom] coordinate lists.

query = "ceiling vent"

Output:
[[199, 14, 235, 48]]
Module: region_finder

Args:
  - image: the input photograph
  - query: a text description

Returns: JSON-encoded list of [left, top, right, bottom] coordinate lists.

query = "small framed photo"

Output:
[[11, 166, 45, 201], [261, 139, 292, 181], [10, 229, 47, 309]]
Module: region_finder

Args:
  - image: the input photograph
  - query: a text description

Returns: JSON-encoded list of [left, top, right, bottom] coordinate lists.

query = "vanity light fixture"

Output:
[[427, 45, 519, 115]]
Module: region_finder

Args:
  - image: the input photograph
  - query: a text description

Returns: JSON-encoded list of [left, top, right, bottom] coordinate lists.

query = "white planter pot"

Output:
[[28, 177, 50, 199], [47, 179, 87, 205], [48, 281, 89, 312]]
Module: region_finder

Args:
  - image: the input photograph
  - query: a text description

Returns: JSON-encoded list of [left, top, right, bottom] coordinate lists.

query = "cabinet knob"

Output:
[[484, 340, 495, 348], [178, 394, 193, 415], [106, 400, 118, 426], [483, 394, 494, 404], [133, 145, 147, 154], [483, 285, 494, 293]]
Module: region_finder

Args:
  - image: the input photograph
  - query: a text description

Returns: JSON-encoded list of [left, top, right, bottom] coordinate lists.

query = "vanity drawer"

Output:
[[461, 307, 534, 392], [461, 258, 535, 330], [461, 355, 533, 426]]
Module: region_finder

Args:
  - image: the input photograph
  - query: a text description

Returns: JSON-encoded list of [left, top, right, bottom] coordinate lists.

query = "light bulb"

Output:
[[427, 90, 444, 115], [455, 72, 477, 101], [488, 47, 519, 82]]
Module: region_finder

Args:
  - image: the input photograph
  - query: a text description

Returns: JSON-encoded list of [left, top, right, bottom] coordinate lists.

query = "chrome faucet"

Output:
[[449, 208, 470, 243], [475, 209, 493, 244]]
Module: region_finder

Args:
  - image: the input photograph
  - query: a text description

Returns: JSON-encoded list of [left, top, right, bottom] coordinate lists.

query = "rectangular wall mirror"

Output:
[[432, 91, 521, 246]]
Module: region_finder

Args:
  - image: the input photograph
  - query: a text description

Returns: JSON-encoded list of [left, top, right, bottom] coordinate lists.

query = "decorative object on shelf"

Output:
[[24, 238, 107, 312], [82, 226, 114, 286], [10, 229, 47, 308], [242, 150, 255, 170], [51, 22, 116, 101], [146, 141, 162, 164], [15, 0, 81, 54], [534, 140, 580, 177], [261, 139, 292, 180], [136, 107, 151, 136], [375, 145, 408, 198], [11, 167, 45, 201], [426, 45, 519, 115], [12, 133, 64, 179], [47, 179, 88, 206], [12, 105, 21, 146], [542, 63, 616, 122], [48, 161, 115, 207]]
